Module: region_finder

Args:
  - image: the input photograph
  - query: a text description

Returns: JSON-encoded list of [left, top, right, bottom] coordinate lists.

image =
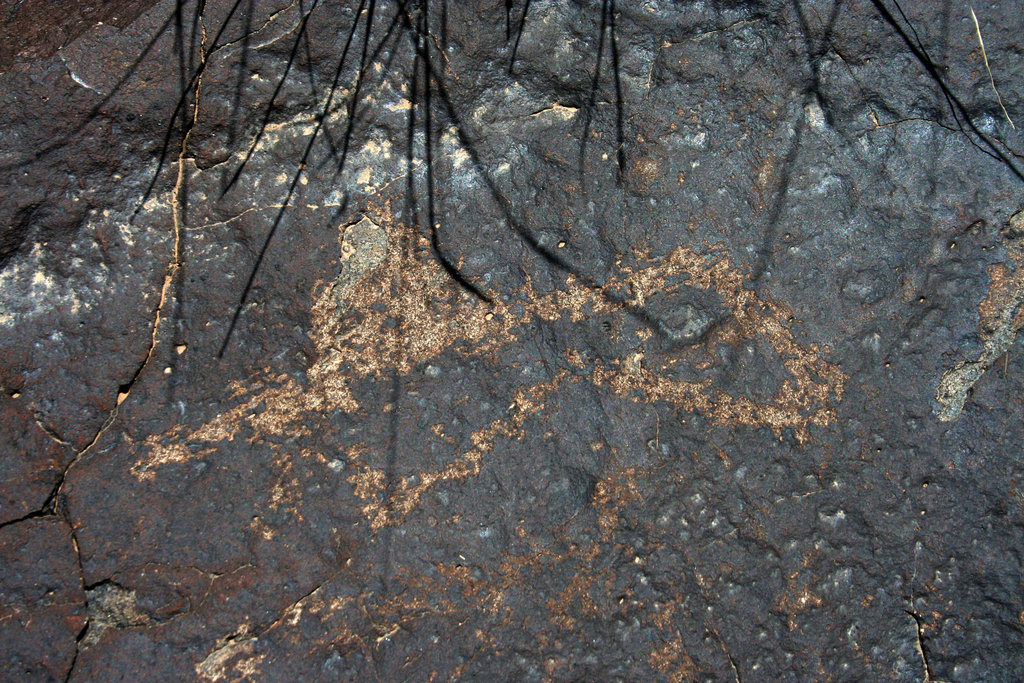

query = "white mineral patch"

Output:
[[0, 243, 89, 326], [805, 100, 826, 130], [684, 130, 707, 149]]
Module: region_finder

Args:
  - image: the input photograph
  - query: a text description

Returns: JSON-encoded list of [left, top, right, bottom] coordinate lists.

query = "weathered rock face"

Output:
[[1, 0, 1022, 680], [0, 519, 86, 681]]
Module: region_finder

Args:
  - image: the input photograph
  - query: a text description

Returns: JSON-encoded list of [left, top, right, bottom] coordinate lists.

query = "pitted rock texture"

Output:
[[1, 0, 1023, 680], [0, 519, 86, 681]]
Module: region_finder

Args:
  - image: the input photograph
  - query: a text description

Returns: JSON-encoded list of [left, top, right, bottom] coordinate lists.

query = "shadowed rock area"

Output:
[[1, 0, 1023, 680]]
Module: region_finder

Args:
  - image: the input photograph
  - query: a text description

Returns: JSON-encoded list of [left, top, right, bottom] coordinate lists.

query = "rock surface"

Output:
[[1, 0, 1023, 680]]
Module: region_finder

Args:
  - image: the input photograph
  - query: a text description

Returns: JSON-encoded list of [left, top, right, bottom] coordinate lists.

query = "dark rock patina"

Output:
[[1, 0, 1023, 680]]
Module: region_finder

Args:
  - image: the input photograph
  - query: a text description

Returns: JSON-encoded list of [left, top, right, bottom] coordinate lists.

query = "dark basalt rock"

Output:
[[1, 0, 1023, 680], [0, 519, 87, 682]]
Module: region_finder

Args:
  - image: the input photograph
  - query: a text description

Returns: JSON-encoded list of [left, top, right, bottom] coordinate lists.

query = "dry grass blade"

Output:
[[970, 3, 1016, 130]]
